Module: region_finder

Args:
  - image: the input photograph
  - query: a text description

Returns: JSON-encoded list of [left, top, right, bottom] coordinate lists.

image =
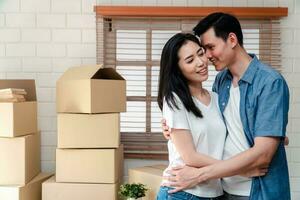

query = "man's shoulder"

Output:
[[255, 60, 283, 82], [252, 60, 289, 96]]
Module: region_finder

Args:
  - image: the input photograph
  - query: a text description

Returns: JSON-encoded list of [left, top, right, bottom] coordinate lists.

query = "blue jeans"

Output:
[[218, 192, 249, 200], [156, 186, 222, 200]]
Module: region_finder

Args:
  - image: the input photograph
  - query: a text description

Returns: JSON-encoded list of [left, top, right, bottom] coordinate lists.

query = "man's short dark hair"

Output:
[[193, 12, 243, 46]]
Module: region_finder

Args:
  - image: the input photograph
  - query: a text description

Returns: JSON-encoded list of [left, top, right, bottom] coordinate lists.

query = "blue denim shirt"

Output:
[[213, 54, 290, 200]]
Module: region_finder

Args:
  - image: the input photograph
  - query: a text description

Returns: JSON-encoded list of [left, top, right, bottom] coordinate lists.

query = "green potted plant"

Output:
[[119, 183, 148, 200]]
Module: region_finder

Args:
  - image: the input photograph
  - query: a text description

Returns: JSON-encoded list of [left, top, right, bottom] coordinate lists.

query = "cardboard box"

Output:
[[56, 65, 126, 114], [0, 80, 37, 137], [43, 176, 119, 200], [56, 145, 123, 184], [0, 173, 52, 200], [0, 133, 41, 185], [57, 113, 120, 148], [129, 165, 167, 200]]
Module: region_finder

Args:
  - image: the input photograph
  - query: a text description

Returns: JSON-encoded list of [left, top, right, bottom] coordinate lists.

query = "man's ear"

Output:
[[228, 32, 238, 48]]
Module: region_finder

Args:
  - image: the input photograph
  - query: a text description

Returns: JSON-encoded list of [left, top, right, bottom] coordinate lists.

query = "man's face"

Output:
[[200, 28, 233, 71]]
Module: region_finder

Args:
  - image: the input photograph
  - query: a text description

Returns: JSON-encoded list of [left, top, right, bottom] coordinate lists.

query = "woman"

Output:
[[156, 33, 226, 200]]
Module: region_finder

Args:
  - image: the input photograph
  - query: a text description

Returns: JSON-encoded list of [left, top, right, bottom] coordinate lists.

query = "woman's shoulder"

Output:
[[209, 91, 219, 101], [163, 92, 182, 104], [208, 91, 220, 109], [163, 92, 185, 111]]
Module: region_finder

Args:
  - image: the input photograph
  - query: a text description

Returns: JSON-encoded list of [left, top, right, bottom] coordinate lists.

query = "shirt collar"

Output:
[[223, 54, 259, 84], [240, 54, 259, 84]]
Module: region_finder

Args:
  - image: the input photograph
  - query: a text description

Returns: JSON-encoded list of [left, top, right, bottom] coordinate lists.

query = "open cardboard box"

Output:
[[0, 80, 37, 137], [56, 65, 126, 114]]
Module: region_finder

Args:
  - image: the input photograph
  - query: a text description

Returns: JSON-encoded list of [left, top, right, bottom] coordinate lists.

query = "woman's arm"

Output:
[[170, 128, 220, 168]]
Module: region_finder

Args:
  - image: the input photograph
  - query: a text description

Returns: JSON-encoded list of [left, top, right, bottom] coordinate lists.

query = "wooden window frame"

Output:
[[94, 6, 287, 18]]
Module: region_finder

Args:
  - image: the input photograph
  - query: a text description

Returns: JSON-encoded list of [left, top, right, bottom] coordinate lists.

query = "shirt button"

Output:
[[227, 85, 230, 89], [222, 102, 225, 106]]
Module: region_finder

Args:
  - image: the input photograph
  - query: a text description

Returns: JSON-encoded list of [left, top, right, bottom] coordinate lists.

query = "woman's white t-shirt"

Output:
[[161, 92, 226, 198]]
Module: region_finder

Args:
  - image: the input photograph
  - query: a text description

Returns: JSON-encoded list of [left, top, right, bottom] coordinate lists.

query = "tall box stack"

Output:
[[0, 80, 52, 200], [43, 65, 126, 200]]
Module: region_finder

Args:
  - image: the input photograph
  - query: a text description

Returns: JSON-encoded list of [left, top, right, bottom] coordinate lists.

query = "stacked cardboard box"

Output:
[[129, 165, 167, 200], [43, 65, 126, 200], [0, 80, 52, 200]]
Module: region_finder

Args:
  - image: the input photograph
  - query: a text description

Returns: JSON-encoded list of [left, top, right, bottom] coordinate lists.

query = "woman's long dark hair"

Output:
[[157, 33, 203, 118]]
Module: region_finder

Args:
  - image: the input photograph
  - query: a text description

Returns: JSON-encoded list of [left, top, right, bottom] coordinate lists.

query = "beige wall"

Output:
[[0, 0, 299, 199]]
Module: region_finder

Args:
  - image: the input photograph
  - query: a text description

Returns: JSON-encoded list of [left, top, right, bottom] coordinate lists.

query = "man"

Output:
[[162, 12, 290, 200]]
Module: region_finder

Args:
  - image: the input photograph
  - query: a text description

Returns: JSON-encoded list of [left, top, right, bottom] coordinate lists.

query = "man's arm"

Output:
[[164, 136, 277, 193], [198, 136, 279, 179]]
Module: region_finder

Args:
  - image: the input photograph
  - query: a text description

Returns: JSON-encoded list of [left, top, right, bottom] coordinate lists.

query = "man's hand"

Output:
[[240, 167, 268, 178], [161, 119, 171, 140], [162, 165, 207, 193], [284, 136, 289, 146]]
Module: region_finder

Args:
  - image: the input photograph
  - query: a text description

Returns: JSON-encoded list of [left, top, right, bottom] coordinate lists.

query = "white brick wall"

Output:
[[52, 0, 82, 13], [37, 14, 66, 28], [52, 58, 82, 72], [21, 0, 51, 12], [0, 14, 5, 27], [0, 45, 5, 56], [82, 29, 97, 43], [82, 0, 97, 13], [201, 0, 217, 6], [52, 29, 81, 42], [218, 0, 233, 7], [22, 58, 52, 72], [142, 0, 157, 6], [37, 44, 66, 57], [0, 29, 20, 42], [67, 44, 96, 57], [67, 14, 96, 28], [0, 0, 299, 199], [21, 29, 51, 42], [6, 13, 36, 27], [0, 58, 22, 72], [0, 0, 20, 12], [6, 44, 36, 56]]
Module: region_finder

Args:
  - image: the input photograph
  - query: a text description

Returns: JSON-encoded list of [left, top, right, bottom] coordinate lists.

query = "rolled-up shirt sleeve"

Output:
[[254, 78, 289, 138]]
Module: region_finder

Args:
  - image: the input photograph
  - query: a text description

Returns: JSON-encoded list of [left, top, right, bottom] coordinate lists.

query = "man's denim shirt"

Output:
[[213, 54, 291, 200]]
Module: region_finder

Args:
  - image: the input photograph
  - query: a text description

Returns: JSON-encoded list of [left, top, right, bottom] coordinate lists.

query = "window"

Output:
[[95, 6, 287, 159]]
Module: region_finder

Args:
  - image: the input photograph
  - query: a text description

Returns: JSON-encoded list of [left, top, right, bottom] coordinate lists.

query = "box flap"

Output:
[[149, 165, 167, 170], [0, 80, 36, 101], [27, 173, 53, 186], [44, 175, 55, 184], [130, 165, 167, 177], [57, 65, 103, 81], [92, 68, 124, 80]]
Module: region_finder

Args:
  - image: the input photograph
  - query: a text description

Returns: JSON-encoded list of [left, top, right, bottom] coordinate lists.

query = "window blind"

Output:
[[95, 7, 285, 159]]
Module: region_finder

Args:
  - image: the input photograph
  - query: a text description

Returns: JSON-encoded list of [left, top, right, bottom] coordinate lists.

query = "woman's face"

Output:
[[178, 40, 209, 84]]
